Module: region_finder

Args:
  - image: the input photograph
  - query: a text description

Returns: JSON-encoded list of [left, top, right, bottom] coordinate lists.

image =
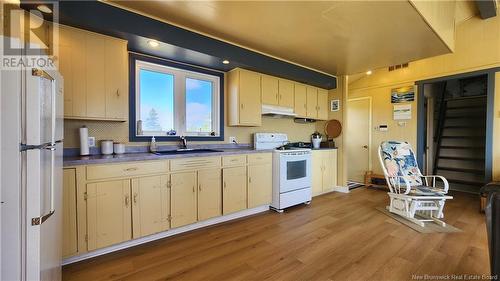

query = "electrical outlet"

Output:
[[88, 137, 96, 147], [229, 136, 237, 144]]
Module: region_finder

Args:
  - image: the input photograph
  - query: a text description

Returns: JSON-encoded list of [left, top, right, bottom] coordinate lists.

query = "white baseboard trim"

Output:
[[333, 185, 350, 193], [62, 205, 270, 265]]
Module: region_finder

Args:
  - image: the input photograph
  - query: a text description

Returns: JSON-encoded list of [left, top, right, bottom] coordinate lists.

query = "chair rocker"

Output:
[[378, 141, 453, 227]]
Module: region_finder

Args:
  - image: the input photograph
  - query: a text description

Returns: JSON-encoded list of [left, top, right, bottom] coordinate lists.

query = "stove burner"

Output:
[[275, 142, 312, 150]]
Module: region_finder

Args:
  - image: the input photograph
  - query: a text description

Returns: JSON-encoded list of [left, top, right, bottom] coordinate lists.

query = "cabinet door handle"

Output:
[[198, 183, 202, 191], [224, 181, 227, 189], [276, 93, 279, 101], [124, 194, 130, 207], [133, 193, 138, 204], [192, 186, 195, 193], [249, 177, 252, 184], [240, 104, 244, 109], [279, 94, 282, 101], [124, 167, 138, 172], [116, 89, 120, 97]]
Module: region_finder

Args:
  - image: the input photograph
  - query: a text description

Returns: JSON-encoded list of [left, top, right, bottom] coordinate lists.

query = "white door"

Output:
[[346, 98, 371, 182]]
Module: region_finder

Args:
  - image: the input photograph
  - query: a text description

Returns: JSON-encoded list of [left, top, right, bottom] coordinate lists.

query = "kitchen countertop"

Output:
[[63, 148, 274, 166]]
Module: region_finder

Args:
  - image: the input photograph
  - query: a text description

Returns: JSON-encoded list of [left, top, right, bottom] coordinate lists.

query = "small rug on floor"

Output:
[[347, 181, 364, 190], [375, 206, 462, 233]]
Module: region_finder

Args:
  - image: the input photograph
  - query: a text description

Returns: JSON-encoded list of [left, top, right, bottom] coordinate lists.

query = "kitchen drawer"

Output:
[[222, 155, 247, 167], [86, 161, 169, 181], [247, 153, 272, 165], [170, 156, 221, 171]]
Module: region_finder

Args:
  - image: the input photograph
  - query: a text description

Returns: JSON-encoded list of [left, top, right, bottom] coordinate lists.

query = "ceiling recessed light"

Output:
[[366, 70, 372, 75], [37, 4, 52, 14], [147, 40, 159, 48], [222, 59, 230, 64]]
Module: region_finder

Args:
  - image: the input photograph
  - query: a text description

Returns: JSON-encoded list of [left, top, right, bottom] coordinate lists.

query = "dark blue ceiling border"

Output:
[[55, 1, 337, 89]]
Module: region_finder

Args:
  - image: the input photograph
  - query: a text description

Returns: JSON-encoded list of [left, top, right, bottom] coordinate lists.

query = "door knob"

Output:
[[363, 145, 368, 149]]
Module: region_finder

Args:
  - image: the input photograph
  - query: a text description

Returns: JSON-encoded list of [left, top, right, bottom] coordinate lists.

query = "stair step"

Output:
[[446, 105, 485, 110], [444, 115, 486, 119], [436, 166, 484, 175], [438, 156, 485, 161], [446, 178, 486, 186], [441, 136, 485, 139], [440, 146, 485, 150], [443, 126, 484, 129], [444, 95, 487, 101]]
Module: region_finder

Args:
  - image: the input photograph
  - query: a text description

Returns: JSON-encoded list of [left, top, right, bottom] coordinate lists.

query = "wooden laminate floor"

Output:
[[63, 188, 490, 281]]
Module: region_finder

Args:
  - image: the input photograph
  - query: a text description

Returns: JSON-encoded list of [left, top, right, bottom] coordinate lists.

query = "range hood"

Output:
[[261, 104, 297, 118]]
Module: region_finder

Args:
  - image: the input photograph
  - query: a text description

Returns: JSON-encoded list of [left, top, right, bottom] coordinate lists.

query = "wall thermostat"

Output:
[[378, 125, 388, 132]]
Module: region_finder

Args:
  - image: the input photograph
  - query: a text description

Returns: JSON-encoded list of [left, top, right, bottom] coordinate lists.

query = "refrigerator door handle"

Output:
[[31, 210, 55, 226], [31, 144, 56, 226], [20, 142, 55, 151]]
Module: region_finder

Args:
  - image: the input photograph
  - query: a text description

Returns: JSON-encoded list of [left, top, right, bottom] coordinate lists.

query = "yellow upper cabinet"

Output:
[[261, 74, 279, 105], [104, 38, 128, 120], [261, 76, 294, 108], [278, 79, 294, 108], [306, 86, 318, 119], [317, 88, 329, 120], [228, 68, 262, 126], [59, 25, 128, 121], [294, 83, 307, 118]]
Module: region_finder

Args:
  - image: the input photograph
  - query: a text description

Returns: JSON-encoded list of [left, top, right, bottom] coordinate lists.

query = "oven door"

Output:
[[279, 152, 311, 193]]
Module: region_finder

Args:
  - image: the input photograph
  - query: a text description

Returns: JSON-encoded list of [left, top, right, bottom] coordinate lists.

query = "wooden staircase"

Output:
[[432, 77, 487, 193]]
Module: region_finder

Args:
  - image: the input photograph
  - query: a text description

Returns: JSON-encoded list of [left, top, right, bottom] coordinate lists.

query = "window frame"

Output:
[[129, 53, 224, 142]]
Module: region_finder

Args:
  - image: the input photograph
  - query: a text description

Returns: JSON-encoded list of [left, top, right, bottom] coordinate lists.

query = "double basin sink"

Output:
[[152, 148, 223, 155]]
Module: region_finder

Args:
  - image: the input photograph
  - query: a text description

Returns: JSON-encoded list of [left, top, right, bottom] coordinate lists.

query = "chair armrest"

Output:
[[421, 175, 449, 193], [387, 176, 412, 194]]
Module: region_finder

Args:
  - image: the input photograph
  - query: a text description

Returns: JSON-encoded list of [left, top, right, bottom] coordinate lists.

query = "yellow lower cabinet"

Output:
[[222, 166, 247, 214], [131, 175, 170, 239], [323, 150, 338, 193], [86, 180, 132, 251], [197, 168, 222, 221], [247, 164, 272, 208], [62, 169, 78, 258], [170, 172, 198, 228], [312, 152, 324, 196], [312, 150, 338, 196]]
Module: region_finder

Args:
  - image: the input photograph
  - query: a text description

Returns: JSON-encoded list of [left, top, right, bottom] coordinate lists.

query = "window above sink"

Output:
[[129, 54, 224, 141]]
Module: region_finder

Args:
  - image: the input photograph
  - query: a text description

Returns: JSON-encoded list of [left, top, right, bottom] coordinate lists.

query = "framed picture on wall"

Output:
[[391, 86, 415, 103], [331, 99, 340, 111]]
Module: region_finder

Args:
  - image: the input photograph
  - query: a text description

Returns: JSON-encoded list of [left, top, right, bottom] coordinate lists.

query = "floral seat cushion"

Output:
[[380, 141, 423, 186]]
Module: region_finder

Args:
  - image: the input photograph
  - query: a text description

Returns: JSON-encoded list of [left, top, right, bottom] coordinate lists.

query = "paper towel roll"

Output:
[[79, 126, 89, 156]]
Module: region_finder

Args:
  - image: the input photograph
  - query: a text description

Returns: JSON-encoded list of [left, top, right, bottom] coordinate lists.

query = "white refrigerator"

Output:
[[1, 60, 63, 280]]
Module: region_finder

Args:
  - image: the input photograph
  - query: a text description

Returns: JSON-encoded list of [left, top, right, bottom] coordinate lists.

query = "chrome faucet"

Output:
[[180, 136, 188, 149]]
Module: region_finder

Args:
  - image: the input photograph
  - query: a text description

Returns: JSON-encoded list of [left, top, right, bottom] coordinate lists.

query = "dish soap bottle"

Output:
[[150, 136, 157, 152]]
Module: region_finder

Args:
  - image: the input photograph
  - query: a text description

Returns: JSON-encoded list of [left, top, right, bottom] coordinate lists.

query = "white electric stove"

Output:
[[254, 133, 312, 212]]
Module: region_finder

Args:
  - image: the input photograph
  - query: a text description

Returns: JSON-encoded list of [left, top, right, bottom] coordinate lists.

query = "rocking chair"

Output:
[[378, 141, 453, 227]]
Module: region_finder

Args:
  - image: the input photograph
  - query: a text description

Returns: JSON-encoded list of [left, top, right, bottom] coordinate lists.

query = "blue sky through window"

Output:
[[139, 69, 174, 132], [186, 78, 213, 133]]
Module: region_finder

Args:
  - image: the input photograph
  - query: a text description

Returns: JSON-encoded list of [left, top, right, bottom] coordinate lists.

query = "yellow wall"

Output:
[[315, 75, 348, 186], [64, 73, 317, 148], [349, 83, 418, 175], [348, 10, 500, 178]]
